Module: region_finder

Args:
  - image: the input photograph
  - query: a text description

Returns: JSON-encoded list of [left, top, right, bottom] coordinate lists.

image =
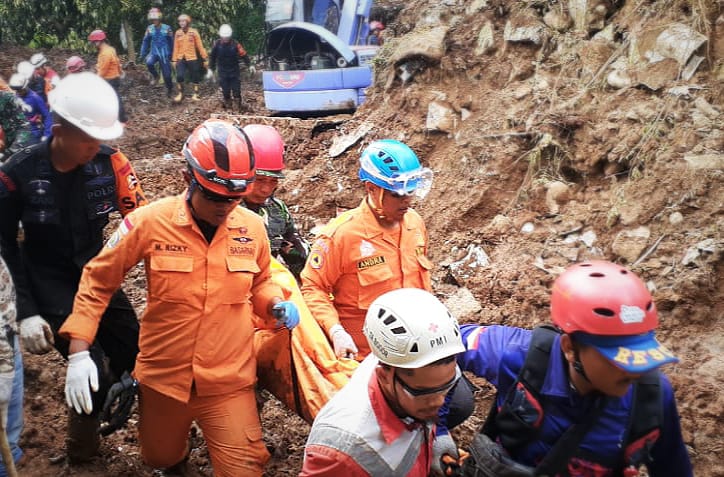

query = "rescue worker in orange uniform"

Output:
[[88, 30, 127, 123], [172, 14, 208, 103], [300, 140, 434, 359], [59, 119, 300, 477]]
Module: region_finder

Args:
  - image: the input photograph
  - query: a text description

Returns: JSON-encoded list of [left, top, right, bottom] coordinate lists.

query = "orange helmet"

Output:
[[183, 120, 255, 197], [242, 124, 285, 178]]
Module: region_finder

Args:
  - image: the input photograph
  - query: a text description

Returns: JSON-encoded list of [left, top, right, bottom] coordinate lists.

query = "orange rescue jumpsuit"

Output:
[[172, 27, 207, 62], [60, 193, 283, 477], [96, 43, 122, 80], [300, 199, 432, 358]]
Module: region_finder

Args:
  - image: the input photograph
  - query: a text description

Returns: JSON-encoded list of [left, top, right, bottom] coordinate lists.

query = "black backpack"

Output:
[[477, 325, 662, 476]]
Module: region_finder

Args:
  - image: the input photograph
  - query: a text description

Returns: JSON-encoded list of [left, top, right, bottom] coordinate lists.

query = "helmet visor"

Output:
[[360, 154, 433, 199], [574, 331, 679, 373], [184, 149, 254, 194]]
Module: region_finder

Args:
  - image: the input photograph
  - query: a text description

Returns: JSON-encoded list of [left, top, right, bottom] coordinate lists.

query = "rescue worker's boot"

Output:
[[167, 86, 173, 98], [222, 97, 232, 111], [236, 97, 243, 112], [191, 84, 200, 101], [66, 412, 100, 463], [173, 83, 184, 103]]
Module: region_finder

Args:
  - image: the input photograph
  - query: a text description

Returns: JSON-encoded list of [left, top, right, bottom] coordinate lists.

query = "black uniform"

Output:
[[0, 140, 146, 413]]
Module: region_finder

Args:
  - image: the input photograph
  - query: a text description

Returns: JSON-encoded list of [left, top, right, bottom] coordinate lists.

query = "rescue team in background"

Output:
[[0, 14, 694, 477]]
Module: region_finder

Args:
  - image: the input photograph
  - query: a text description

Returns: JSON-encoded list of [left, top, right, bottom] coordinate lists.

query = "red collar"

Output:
[[368, 371, 424, 443]]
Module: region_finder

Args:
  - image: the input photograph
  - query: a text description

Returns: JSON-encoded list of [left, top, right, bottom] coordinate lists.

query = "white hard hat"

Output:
[[219, 24, 233, 38], [17, 61, 35, 79], [48, 72, 123, 140], [30, 53, 48, 67], [363, 288, 465, 368], [8, 73, 28, 90]]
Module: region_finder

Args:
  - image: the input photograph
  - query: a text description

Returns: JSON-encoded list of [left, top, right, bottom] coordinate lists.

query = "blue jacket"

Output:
[[140, 23, 173, 59], [456, 324, 693, 477], [17, 90, 51, 140]]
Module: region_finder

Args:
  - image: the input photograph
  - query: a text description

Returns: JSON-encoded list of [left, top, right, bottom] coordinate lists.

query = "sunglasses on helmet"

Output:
[[184, 149, 254, 194]]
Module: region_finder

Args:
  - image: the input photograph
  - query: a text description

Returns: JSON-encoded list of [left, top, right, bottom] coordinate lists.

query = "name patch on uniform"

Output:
[[233, 236, 253, 244], [154, 243, 189, 253], [229, 245, 255, 256], [357, 255, 386, 270]]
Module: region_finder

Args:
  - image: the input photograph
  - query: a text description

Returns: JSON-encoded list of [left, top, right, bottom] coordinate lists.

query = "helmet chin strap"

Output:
[[572, 349, 591, 383], [366, 188, 387, 221]]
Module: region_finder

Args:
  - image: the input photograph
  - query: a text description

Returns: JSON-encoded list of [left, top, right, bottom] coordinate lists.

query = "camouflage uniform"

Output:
[[0, 255, 23, 471], [243, 196, 309, 278], [0, 91, 32, 160]]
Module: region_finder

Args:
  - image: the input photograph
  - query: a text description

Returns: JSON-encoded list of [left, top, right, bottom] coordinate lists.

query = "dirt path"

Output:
[[2, 2, 722, 472]]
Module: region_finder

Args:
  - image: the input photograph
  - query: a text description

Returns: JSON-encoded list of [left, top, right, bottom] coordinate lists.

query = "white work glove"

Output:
[[65, 351, 99, 415], [205, 68, 215, 80], [0, 371, 13, 429], [329, 324, 358, 359], [248, 65, 257, 76], [431, 431, 459, 476], [19, 314, 54, 354]]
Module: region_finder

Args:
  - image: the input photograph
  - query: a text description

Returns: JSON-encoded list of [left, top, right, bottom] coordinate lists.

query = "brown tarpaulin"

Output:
[[254, 259, 358, 423]]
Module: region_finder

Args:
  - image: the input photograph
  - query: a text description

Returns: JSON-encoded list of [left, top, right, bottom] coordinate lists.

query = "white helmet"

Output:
[[17, 61, 35, 79], [364, 288, 465, 368], [8, 73, 28, 90], [219, 24, 233, 38], [30, 53, 48, 67], [48, 72, 123, 140]]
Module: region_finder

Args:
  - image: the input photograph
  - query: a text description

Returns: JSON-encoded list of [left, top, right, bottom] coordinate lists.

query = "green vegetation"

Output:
[[0, 0, 268, 55]]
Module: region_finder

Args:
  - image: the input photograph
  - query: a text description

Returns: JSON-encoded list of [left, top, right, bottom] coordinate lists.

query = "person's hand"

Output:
[[329, 324, 358, 359], [65, 351, 99, 415], [431, 432, 459, 476], [0, 370, 14, 429], [272, 301, 300, 329], [99, 371, 138, 436], [171, 61, 177, 70], [248, 65, 257, 76], [202, 60, 209, 70], [19, 315, 54, 354]]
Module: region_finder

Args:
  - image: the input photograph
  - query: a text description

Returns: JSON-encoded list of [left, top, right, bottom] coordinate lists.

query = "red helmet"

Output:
[[551, 260, 680, 373], [369, 21, 384, 31], [88, 30, 107, 42], [65, 56, 86, 73], [183, 120, 255, 197], [242, 124, 285, 178], [551, 261, 658, 337]]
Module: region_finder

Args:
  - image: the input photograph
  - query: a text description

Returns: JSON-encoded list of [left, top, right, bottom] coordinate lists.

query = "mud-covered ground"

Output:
[[1, 0, 723, 474]]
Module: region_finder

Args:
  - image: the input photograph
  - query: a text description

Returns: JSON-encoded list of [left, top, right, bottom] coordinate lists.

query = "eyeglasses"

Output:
[[394, 366, 461, 398], [196, 183, 243, 203]]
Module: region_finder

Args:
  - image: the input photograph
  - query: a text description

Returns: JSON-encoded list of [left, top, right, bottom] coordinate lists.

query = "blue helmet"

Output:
[[358, 140, 433, 198]]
